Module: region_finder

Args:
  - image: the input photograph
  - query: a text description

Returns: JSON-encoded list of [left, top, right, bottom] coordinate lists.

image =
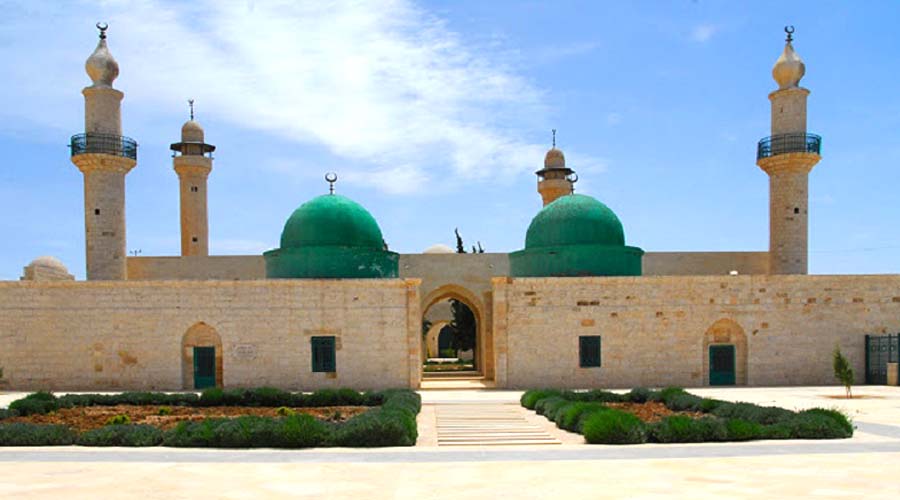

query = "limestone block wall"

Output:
[[127, 255, 265, 280], [0, 279, 421, 391], [642, 252, 769, 276], [492, 274, 900, 389]]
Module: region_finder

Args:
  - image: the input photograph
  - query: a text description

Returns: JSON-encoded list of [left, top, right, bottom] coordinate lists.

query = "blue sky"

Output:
[[1, 0, 898, 280]]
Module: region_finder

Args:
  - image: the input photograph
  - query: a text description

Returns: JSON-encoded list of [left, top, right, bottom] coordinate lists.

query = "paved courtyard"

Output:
[[1, 386, 899, 498]]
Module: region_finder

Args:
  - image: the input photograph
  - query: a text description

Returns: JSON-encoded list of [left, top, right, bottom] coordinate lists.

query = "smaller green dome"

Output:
[[280, 194, 384, 249], [525, 194, 625, 249]]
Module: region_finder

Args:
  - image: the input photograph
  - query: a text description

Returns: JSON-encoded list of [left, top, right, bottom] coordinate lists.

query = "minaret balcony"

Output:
[[757, 133, 821, 161], [70, 133, 138, 160]]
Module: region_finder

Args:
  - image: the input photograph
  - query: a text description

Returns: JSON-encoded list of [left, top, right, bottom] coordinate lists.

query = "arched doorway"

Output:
[[702, 318, 748, 386], [421, 285, 488, 381], [182, 322, 223, 389]]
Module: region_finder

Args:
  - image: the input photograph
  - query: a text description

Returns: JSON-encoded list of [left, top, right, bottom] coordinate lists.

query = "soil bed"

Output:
[[605, 401, 704, 423], [8, 405, 370, 432]]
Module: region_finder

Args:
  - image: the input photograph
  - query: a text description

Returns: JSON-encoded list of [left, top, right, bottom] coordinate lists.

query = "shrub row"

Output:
[[3, 387, 390, 419], [0, 389, 420, 448], [521, 388, 853, 444]]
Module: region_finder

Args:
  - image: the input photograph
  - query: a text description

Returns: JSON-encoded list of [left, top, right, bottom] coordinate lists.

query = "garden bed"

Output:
[[522, 387, 853, 445], [0, 387, 420, 448]]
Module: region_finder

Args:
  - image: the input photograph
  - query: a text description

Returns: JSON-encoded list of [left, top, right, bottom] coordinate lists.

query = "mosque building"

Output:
[[0, 25, 898, 391]]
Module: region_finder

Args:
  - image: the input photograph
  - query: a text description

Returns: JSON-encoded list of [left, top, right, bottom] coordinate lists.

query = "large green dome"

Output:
[[510, 194, 643, 277], [265, 194, 398, 279], [524, 194, 625, 249], [280, 195, 384, 249]]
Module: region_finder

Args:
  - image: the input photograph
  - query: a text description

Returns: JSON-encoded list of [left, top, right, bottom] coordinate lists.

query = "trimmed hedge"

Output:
[[582, 409, 646, 444], [524, 387, 854, 444], [78, 424, 164, 447], [0, 388, 420, 448], [0, 423, 76, 446]]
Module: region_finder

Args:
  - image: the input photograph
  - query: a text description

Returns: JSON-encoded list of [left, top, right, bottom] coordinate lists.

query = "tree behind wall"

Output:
[[450, 299, 476, 353]]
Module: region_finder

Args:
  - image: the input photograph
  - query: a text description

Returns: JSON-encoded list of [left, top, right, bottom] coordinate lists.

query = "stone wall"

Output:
[[127, 255, 265, 280], [642, 252, 769, 276], [0, 279, 421, 391], [492, 274, 900, 389]]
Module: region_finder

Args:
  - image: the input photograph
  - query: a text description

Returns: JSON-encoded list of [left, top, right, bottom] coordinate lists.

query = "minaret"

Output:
[[756, 27, 821, 275], [170, 100, 215, 256], [536, 129, 576, 206], [70, 23, 137, 280]]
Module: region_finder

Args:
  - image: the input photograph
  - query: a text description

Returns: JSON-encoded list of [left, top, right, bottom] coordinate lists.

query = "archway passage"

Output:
[[422, 296, 479, 378], [702, 319, 748, 386], [182, 322, 223, 389]]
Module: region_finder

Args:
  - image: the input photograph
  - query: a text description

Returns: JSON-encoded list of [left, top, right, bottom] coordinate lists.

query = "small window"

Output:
[[94, 209, 100, 215], [793, 207, 800, 214], [579, 336, 601, 368], [192, 237, 198, 242], [191, 186, 198, 192], [311, 336, 336, 372]]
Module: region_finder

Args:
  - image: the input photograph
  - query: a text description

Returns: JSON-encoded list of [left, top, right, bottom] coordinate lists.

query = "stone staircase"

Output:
[[434, 403, 560, 446]]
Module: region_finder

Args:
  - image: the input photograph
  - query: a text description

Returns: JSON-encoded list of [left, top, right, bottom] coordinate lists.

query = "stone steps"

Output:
[[435, 404, 560, 446]]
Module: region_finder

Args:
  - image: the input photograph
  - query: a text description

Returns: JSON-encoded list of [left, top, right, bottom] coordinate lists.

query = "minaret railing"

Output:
[[756, 132, 821, 160], [70, 132, 138, 160]]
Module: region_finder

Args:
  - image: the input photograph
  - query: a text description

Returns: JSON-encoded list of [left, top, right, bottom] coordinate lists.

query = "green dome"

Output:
[[510, 193, 643, 277], [265, 194, 398, 279], [525, 194, 624, 249], [280, 194, 384, 249]]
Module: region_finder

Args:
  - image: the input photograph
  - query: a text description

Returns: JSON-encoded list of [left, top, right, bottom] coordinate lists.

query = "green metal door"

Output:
[[709, 345, 736, 386], [193, 346, 216, 389]]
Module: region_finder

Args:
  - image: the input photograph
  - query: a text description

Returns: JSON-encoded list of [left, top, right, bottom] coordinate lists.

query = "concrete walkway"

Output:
[[1, 386, 900, 498]]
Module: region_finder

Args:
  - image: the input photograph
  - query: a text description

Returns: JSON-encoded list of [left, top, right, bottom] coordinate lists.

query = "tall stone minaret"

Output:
[[536, 130, 576, 206], [70, 23, 137, 280], [170, 101, 215, 256], [756, 27, 821, 275]]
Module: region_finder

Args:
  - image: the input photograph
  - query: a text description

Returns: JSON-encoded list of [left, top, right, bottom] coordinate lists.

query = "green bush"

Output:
[[711, 402, 794, 425], [555, 402, 609, 432], [802, 408, 853, 436], [582, 409, 646, 444], [725, 419, 766, 441], [333, 409, 414, 447], [650, 416, 727, 443], [9, 392, 59, 416], [58, 392, 199, 408], [105, 414, 131, 426], [653, 387, 688, 405], [534, 396, 567, 416], [276, 406, 296, 417], [158, 406, 173, 416], [77, 425, 163, 447], [0, 423, 76, 446], [666, 394, 704, 412], [699, 398, 726, 413], [625, 387, 653, 403], [784, 411, 852, 439], [520, 389, 562, 410], [0, 408, 19, 420]]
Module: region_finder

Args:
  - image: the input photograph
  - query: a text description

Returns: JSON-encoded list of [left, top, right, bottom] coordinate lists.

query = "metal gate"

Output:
[[865, 334, 899, 385]]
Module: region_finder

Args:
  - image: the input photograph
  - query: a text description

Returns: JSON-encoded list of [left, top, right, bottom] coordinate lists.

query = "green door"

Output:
[[709, 345, 736, 386], [193, 346, 216, 389]]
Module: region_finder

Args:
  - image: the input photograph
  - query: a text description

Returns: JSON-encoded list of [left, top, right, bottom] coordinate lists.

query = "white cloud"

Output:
[[0, 0, 604, 193], [690, 24, 718, 43]]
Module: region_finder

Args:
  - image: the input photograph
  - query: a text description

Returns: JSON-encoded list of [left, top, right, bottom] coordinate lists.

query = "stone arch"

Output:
[[421, 284, 491, 379], [181, 322, 223, 389], [424, 320, 450, 359], [702, 318, 748, 385]]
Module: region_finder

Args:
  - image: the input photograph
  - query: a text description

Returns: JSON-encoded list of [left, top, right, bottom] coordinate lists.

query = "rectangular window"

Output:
[[311, 336, 336, 373], [579, 336, 601, 368]]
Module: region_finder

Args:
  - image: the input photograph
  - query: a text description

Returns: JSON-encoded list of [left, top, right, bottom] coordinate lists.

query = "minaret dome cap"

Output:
[[772, 26, 805, 89], [544, 148, 566, 169], [181, 120, 205, 143], [85, 23, 119, 88]]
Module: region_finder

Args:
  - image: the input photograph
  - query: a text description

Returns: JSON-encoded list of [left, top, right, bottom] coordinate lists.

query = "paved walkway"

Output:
[[434, 403, 560, 446], [2, 386, 900, 498]]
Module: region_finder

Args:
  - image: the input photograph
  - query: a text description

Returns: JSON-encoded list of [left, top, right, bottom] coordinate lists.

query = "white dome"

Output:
[[423, 244, 455, 254], [29, 256, 68, 272]]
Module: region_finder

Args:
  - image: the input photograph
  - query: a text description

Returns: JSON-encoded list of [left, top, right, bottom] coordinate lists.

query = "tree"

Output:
[[449, 299, 476, 353], [421, 319, 432, 338], [454, 228, 466, 254], [832, 345, 854, 399]]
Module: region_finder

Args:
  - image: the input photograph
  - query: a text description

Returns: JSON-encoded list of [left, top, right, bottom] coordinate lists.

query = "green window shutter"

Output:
[[579, 336, 601, 368], [311, 336, 336, 372]]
